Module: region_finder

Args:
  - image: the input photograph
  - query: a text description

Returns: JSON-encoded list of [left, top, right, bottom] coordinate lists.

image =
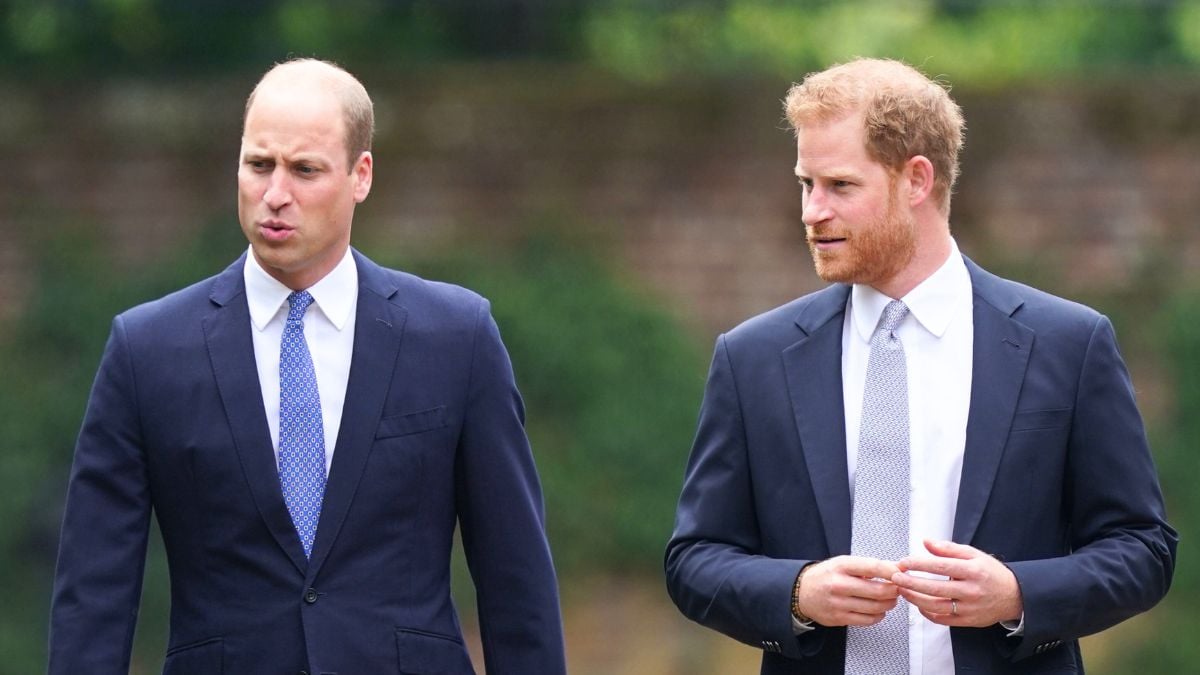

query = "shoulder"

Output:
[[722, 284, 849, 352], [116, 261, 240, 332], [355, 251, 490, 329], [967, 258, 1105, 335]]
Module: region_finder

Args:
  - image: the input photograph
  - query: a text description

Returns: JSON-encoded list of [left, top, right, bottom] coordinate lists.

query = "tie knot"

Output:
[[878, 300, 909, 334], [287, 291, 315, 323]]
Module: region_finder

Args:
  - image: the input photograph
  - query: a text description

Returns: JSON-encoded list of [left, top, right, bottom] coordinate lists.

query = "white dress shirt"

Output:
[[842, 239, 973, 675], [243, 247, 358, 473]]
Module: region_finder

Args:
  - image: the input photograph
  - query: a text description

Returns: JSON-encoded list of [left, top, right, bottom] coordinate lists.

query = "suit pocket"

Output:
[[1010, 407, 1072, 432], [376, 406, 448, 439], [395, 628, 475, 674], [162, 636, 222, 674]]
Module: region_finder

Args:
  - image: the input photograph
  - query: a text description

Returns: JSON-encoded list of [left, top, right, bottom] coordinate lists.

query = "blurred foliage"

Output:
[[0, 222, 705, 670], [7, 0, 1200, 84], [1, 0, 588, 78], [1103, 288, 1200, 671], [582, 0, 1189, 84]]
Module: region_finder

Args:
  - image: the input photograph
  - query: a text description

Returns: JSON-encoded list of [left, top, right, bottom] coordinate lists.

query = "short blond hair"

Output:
[[784, 58, 964, 213], [244, 58, 374, 172]]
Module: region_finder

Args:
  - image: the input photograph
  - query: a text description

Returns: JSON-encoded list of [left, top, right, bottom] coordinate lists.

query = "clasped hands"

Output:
[[795, 539, 1023, 628]]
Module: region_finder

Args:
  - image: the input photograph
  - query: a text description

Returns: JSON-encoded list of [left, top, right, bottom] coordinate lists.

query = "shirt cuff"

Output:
[[792, 615, 817, 634], [999, 612, 1025, 636]]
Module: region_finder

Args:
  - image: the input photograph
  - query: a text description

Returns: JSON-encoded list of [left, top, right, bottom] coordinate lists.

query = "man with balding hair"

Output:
[[666, 58, 1175, 673], [49, 58, 566, 674]]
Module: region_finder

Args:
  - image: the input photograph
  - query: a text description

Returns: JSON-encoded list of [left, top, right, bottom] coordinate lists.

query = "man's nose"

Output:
[[801, 186, 832, 227], [263, 169, 292, 211]]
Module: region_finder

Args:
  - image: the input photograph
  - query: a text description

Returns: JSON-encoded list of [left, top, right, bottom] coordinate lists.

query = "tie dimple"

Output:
[[846, 299, 911, 674], [278, 290, 327, 558]]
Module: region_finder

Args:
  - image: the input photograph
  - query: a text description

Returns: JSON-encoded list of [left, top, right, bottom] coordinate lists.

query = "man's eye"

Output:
[[295, 165, 317, 175], [248, 160, 271, 171]]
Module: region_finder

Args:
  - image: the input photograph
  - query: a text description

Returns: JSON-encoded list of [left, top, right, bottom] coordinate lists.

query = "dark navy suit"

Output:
[[50, 250, 566, 674], [666, 257, 1176, 674]]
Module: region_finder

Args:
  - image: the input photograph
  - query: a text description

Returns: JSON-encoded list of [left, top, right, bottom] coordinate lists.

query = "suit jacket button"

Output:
[[304, 588, 319, 604]]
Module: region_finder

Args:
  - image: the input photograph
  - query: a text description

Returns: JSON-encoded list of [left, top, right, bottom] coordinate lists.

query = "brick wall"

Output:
[[4, 65, 1197, 344]]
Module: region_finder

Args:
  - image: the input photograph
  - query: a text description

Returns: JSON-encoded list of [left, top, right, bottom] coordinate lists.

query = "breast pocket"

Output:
[[1010, 407, 1072, 433], [376, 406, 448, 440], [999, 407, 1073, 523]]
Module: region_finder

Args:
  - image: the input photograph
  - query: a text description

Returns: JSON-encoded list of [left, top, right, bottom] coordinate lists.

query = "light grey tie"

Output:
[[846, 299, 910, 675]]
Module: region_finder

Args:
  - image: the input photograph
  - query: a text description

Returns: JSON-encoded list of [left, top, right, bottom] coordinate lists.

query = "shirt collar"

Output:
[[243, 247, 358, 332], [850, 237, 971, 343]]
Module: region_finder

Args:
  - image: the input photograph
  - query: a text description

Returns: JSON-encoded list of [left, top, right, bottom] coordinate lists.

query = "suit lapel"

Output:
[[203, 255, 308, 575], [782, 285, 854, 556], [954, 259, 1034, 544], [306, 250, 408, 578]]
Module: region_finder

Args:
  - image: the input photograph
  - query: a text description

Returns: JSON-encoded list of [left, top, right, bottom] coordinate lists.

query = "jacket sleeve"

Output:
[[454, 299, 567, 674], [48, 316, 152, 674], [1006, 315, 1177, 660], [665, 334, 822, 661]]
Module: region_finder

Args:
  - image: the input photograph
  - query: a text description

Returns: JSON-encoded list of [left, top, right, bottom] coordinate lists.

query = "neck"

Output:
[[874, 227, 953, 299]]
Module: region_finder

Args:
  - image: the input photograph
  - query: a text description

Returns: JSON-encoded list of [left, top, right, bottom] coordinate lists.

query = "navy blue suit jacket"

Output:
[[665, 257, 1176, 674], [50, 250, 566, 674]]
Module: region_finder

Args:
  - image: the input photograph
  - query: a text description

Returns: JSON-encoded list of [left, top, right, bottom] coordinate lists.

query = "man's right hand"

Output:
[[795, 556, 902, 626]]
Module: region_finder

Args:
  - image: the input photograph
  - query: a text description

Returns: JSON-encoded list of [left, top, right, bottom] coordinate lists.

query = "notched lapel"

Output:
[[781, 287, 853, 556], [203, 262, 309, 575], [307, 257, 408, 578], [954, 272, 1035, 544]]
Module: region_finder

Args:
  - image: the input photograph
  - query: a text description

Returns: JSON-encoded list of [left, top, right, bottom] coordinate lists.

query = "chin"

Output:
[[252, 248, 291, 271], [812, 259, 856, 284]]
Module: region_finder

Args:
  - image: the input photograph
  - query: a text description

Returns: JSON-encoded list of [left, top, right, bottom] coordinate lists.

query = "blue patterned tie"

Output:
[[278, 291, 327, 558], [846, 300, 911, 674]]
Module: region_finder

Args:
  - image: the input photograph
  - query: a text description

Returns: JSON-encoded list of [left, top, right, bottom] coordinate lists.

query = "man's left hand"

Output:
[[892, 538, 1023, 627]]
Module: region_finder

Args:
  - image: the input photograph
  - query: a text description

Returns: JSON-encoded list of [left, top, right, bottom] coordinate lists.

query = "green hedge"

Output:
[[1106, 289, 1200, 671], [394, 233, 706, 575]]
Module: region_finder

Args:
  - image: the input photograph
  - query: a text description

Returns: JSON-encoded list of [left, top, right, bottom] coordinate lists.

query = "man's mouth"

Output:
[[809, 233, 847, 249], [259, 219, 294, 241]]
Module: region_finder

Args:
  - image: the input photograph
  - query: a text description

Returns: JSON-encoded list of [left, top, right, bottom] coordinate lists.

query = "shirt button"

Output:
[[304, 588, 318, 604]]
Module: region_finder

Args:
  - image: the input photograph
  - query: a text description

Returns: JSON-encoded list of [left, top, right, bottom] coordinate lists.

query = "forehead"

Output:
[[793, 113, 876, 176], [242, 82, 346, 155]]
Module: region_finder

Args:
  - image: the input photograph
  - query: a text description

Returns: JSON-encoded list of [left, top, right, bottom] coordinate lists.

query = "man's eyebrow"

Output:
[[288, 154, 330, 165], [239, 150, 330, 166], [796, 167, 859, 181]]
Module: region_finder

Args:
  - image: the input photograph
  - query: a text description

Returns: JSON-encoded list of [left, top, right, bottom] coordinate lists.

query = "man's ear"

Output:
[[352, 151, 373, 203], [903, 155, 935, 208]]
